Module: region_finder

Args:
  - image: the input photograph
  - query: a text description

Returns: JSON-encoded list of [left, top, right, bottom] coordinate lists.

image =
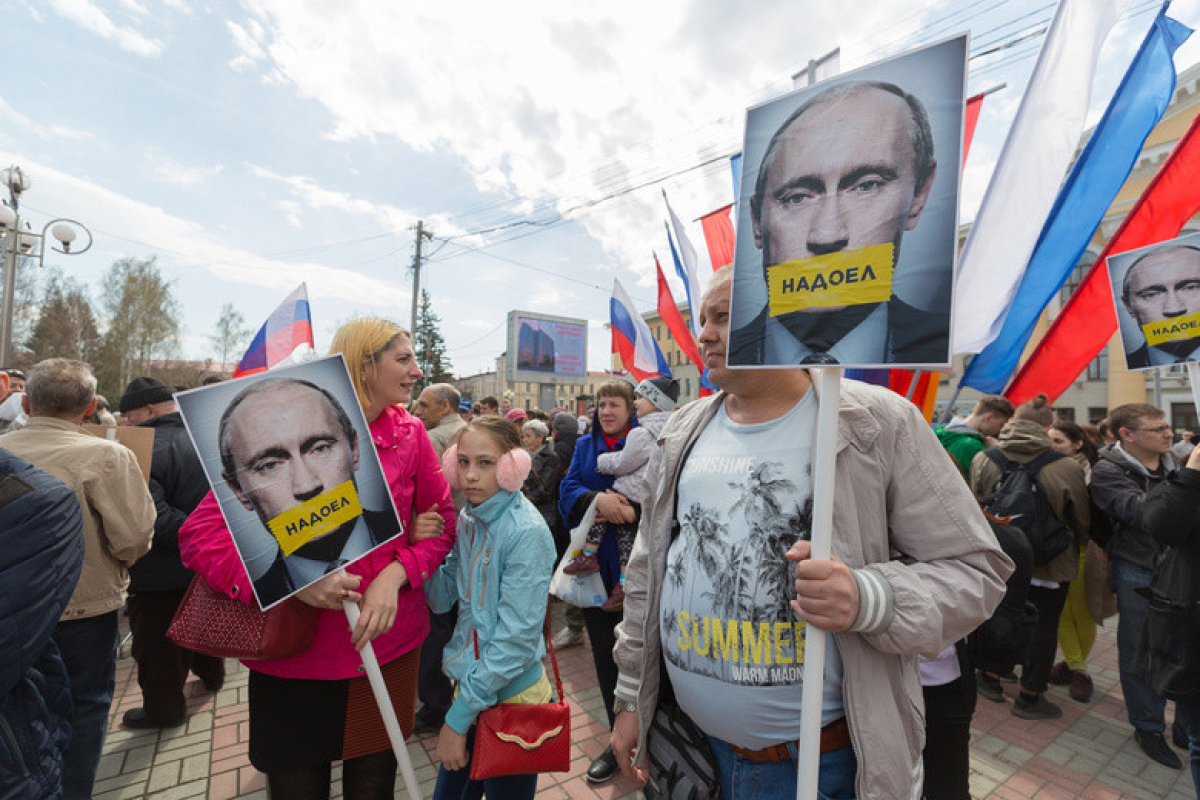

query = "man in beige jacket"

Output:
[[1, 359, 155, 800], [611, 267, 1011, 799]]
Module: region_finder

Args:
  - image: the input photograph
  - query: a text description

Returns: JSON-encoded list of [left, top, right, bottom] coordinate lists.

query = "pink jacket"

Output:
[[179, 404, 456, 680]]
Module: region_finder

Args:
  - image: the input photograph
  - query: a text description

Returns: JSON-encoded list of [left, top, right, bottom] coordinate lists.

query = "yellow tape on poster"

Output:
[[767, 244, 894, 317], [267, 480, 363, 556], [1142, 311, 1200, 347]]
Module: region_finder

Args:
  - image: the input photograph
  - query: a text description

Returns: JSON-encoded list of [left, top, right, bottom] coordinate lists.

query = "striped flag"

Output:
[[656, 257, 703, 371], [1006, 111, 1200, 404], [953, 0, 1131, 356], [699, 205, 736, 270], [233, 284, 315, 377], [962, 8, 1191, 394], [611, 279, 671, 382], [664, 191, 704, 339]]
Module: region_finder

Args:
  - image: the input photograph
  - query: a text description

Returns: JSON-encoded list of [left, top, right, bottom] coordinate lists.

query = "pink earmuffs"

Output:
[[441, 444, 532, 493]]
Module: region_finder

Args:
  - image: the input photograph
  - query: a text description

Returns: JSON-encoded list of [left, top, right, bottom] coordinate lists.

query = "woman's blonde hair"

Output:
[[329, 318, 410, 411]]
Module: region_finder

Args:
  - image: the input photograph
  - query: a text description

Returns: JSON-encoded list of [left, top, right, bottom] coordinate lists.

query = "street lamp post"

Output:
[[0, 165, 93, 366]]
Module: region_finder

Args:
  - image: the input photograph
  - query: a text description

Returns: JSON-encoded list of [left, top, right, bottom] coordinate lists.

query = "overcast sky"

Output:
[[3, 0, 1197, 376]]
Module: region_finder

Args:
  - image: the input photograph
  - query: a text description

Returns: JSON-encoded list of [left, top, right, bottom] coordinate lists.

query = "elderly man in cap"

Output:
[[119, 377, 226, 729]]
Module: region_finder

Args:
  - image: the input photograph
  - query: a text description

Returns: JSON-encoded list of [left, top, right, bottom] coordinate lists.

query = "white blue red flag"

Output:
[[233, 284, 315, 378], [611, 278, 670, 382], [664, 191, 704, 339]]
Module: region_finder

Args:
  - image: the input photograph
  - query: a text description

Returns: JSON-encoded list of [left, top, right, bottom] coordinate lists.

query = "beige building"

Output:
[[938, 61, 1200, 431]]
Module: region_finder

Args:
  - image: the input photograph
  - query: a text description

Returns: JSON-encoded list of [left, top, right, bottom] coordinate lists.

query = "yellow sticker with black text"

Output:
[[267, 480, 363, 556], [767, 244, 894, 316], [1142, 311, 1200, 347]]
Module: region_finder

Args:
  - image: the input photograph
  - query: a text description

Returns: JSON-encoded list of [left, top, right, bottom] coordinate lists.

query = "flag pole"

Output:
[[342, 598, 423, 799], [796, 367, 841, 799]]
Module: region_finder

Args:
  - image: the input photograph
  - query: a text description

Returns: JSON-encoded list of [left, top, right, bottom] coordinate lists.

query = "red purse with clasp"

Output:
[[468, 618, 571, 780], [167, 575, 319, 660]]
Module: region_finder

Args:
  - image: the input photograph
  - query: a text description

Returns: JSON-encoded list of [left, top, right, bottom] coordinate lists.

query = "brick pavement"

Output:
[[98, 611, 1195, 799]]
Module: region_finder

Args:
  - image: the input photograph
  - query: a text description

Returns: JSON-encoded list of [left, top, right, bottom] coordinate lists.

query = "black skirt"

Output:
[[247, 647, 419, 772]]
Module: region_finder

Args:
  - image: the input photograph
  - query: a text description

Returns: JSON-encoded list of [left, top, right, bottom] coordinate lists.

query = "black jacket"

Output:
[[0, 448, 84, 799], [129, 412, 207, 592], [1134, 466, 1200, 703], [1090, 444, 1178, 572], [522, 443, 560, 532]]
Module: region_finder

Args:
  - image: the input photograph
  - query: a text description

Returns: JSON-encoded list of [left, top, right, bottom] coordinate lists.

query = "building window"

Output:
[[1170, 402, 1198, 432], [1054, 407, 1076, 422], [1087, 407, 1108, 424], [1085, 349, 1108, 381], [1058, 252, 1097, 309]]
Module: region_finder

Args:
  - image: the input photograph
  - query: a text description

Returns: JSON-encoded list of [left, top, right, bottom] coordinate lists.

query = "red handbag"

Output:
[[468, 620, 571, 781], [166, 575, 320, 660]]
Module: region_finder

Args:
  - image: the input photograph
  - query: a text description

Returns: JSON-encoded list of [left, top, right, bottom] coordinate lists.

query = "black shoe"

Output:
[[201, 676, 225, 693], [1135, 730, 1183, 769], [1012, 693, 1062, 720], [122, 708, 185, 730], [996, 669, 1019, 683], [586, 746, 618, 783], [977, 672, 1004, 703], [1172, 719, 1188, 750]]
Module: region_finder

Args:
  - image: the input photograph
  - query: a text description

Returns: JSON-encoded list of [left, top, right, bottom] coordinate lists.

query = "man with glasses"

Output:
[[1091, 403, 1183, 769]]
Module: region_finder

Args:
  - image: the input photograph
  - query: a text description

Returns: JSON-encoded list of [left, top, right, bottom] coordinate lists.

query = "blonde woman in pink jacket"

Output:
[[181, 318, 455, 799]]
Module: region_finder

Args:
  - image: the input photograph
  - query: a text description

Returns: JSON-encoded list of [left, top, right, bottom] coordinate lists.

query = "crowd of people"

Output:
[[0, 270, 1196, 800]]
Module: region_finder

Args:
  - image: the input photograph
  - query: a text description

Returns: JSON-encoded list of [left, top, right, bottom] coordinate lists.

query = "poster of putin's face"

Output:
[[177, 356, 403, 609], [1106, 232, 1200, 371], [728, 35, 967, 369]]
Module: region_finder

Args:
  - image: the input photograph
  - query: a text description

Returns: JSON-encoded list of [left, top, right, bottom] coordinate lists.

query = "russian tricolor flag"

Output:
[[611, 278, 670, 383], [233, 284, 316, 378]]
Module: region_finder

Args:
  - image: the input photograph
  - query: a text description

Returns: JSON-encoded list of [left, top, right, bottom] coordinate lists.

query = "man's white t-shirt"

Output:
[[659, 392, 845, 750]]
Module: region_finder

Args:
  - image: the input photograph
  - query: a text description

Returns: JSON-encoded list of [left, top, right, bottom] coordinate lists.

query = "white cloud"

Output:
[[0, 96, 94, 142], [1, 151, 410, 308], [149, 154, 224, 187], [47, 0, 164, 57], [230, 1, 939, 269]]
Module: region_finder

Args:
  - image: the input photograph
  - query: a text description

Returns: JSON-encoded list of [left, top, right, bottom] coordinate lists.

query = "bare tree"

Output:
[[96, 256, 181, 396], [209, 302, 250, 375]]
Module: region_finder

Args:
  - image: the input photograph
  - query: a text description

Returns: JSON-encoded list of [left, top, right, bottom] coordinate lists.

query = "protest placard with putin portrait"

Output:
[[176, 356, 404, 609], [1106, 232, 1200, 372], [728, 36, 967, 369]]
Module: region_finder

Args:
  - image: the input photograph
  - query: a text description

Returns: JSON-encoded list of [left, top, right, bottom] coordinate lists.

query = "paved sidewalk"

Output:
[[97, 614, 1195, 799]]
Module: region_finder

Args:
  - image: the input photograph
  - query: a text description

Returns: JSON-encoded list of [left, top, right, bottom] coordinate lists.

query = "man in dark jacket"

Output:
[[549, 411, 586, 651], [1090, 402, 1182, 769], [120, 377, 225, 729], [0, 440, 84, 799], [1136, 444, 1200, 787]]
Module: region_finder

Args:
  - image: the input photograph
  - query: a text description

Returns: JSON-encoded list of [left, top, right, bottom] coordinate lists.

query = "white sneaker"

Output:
[[551, 626, 584, 649]]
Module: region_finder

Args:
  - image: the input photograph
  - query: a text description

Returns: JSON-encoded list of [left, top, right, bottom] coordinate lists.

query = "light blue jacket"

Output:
[[426, 488, 556, 734]]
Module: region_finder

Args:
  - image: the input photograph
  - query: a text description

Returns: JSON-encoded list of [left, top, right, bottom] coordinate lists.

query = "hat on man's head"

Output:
[[458, 397, 472, 412], [120, 377, 174, 413], [635, 376, 680, 412], [506, 408, 528, 423]]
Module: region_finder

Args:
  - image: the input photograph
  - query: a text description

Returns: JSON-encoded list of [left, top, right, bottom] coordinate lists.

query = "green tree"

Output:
[[209, 302, 250, 375], [412, 289, 452, 391], [24, 269, 99, 363], [95, 256, 181, 399]]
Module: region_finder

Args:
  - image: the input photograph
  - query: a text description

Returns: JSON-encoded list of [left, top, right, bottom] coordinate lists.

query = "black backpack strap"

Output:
[[1023, 449, 1064, 477], [983, 447, 1009, 470]]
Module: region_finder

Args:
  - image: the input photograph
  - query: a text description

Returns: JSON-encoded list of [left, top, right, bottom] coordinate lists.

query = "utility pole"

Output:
[[410, 220, 432, 334]]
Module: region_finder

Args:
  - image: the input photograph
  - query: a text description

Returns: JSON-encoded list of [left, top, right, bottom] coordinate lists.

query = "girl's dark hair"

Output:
[[1052, 419, 1099, 466], [464, 415, 521, 452]]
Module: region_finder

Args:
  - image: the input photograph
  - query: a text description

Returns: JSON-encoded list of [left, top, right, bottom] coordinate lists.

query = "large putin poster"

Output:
[[1106, 232, 1200, 371], [728, 35, 967, 369], [176, 356, 404, 609]]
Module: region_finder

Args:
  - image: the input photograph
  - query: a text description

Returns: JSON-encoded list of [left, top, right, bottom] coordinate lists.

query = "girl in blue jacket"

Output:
[[422, 416, 557, 799]]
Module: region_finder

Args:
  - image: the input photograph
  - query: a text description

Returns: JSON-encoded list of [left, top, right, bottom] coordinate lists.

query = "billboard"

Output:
[[506, 311, 588, 384]]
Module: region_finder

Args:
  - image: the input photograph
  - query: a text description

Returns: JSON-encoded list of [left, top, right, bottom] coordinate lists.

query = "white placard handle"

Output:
[[1188, 363, 1200, 422], [796, 367, 842, 799], [342, 599, 423, 799]]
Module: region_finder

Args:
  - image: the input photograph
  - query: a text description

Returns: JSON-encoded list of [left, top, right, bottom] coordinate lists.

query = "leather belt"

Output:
[[731, 718, 851, 763]]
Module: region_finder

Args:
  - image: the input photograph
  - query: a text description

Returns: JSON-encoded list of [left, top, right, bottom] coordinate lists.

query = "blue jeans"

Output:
[[1175, 703, 1200, 798], [706, 734, 857, 800], [51, 611, 118, 800], [1109, 557, 1167, 733], [432, 726, 538, 800]]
